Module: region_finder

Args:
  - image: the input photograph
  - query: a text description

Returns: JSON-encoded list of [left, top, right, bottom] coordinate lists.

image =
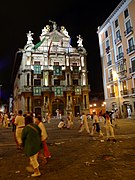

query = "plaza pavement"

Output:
[[0, 118, 135, 180]]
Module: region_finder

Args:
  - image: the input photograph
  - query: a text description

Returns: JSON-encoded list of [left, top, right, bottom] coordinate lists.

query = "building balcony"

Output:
[[22, 86, 32, 92], [41, 86, 51, 91], [107, 60, 112, 66], [110, 92, 115, 97], [132, 88, 135, 94], [81, 85, 90, 91], [129, 67, 135, 74], [120, 89, 128, 96], [116, 52, 124, 60], [63, 86, 74, 91], [106, 46, 110, 54], [108, 76, 113, 82], [72, 73, 80, 79], [117, 69, 127, 78], [114, 36, 122, 45], [127, 45, 135, 55], [124, 26, 133, 37], [25, 65, 32, 70]]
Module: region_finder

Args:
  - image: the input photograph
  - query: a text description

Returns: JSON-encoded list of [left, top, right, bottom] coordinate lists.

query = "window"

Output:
[[128, 37, 134, 47], [115, 19, 119, 28], [124, 20, 133, 36], [107, 54, 112, 66], [124, 9, 129, 19], [27, 74, 29, 86], [108, 69, 113, 81], [127, 37, 135, 54], [117, 46, 124, 60], [73, 66, 79, 73], [54, 62, 59, 66], [106, 40, 110, 48], [54, 79, 60, 86], [105, 31, 108, 38], [117, 59, 126, 73], [34, 79, 41, 86], [67, 74, 69, 86], [73, 80, 78, 85], [115, 29, 121, 44], [116, 30, 121, 39], [118, 46, 123, 55], [106, 39, 110, 53], [131, 57, 135, 72]]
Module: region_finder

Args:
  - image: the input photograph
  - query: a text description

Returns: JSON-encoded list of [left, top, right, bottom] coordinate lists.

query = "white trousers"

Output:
[[30, 153, 39, 169], [105, 125, 115, 138]]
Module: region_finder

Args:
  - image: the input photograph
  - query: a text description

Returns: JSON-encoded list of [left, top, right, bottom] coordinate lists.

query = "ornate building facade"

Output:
[[97, 0, 135, 118], [13, 22, 90, 116]]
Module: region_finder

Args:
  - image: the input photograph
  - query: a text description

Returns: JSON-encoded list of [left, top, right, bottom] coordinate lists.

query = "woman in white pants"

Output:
[[105, 113, 116, 142]]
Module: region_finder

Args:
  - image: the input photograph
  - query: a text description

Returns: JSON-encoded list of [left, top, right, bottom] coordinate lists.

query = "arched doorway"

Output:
[[123, 101, 132, 118], [52, 99, 64, 116]]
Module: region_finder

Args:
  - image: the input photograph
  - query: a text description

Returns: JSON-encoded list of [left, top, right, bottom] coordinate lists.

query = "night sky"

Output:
[[0, 0, 121, 103]]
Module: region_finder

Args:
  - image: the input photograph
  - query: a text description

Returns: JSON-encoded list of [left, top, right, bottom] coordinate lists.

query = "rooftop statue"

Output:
[[26, 31, 34, 44], [41, 25, 50, 36], [60, 26, 69, 37], [77, 35, 83, 47], [49, 20, 57, 30]]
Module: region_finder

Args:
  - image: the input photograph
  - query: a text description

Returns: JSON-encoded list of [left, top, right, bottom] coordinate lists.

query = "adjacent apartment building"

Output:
[[12, 22, 90, 116], [97, 0, 135, 118]]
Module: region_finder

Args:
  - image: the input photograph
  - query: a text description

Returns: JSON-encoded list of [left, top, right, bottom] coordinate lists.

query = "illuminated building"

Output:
[[97, 0, 135, 118], [12, 22, 90, 116]]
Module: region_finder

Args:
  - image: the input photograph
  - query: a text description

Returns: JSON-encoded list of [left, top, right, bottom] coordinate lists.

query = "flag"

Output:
[[48, 39, 53, 64], [33, 37, 45, 50]]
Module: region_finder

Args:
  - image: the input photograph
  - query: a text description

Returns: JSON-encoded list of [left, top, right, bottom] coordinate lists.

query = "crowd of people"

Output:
[[0, 108, 119, 177], [0, 110, 51, 177]]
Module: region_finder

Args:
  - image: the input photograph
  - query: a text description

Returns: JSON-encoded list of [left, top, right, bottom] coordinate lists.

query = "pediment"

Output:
[[49, 30, 64, 42]]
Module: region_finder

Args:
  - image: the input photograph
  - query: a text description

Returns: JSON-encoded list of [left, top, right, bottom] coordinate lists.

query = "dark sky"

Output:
[[0, 0, 121, 102]]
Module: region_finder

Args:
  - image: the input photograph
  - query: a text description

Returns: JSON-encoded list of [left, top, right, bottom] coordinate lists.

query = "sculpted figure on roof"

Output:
[[49, 20, 57, 31], [77, 35, 83, 47], [60, 26, 69, 37], [41, 25, 50, 36], [27, 31, 34, 44]]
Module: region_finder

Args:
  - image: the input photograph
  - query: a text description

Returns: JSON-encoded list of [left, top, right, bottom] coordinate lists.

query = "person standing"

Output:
[[90, 111, 103, 136], [67, 112, 73, 129], [22, 115, 42, 177], [78, 112, 90, 134], [14, 110, 25, 150], [35, 115, 51, 159], [104, 112, 116, 142]]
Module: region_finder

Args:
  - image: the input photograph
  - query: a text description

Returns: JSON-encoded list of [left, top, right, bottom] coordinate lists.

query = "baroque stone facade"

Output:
[[13, 22, 90, 116]]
